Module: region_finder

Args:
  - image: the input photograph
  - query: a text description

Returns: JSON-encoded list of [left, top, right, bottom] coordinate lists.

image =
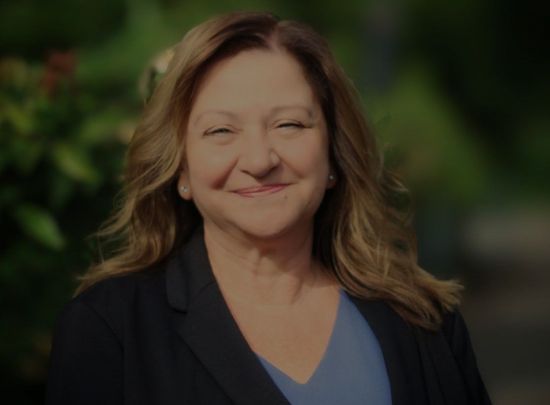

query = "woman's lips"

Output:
[[234, 184, 288, 197]]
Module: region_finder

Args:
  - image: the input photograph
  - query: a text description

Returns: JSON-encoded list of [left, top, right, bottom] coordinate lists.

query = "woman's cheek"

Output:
[[191, 145, 236, 189], [284, 136, 328, 174]]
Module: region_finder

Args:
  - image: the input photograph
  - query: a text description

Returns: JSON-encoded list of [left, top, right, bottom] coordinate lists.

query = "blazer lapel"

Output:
[[166, 226, 290, 405], [348, 295, 430, 405]]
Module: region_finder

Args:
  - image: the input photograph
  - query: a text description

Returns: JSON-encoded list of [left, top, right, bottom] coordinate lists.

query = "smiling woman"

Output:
[[45, 10, 492, 405], [179, 48, 333, 243]]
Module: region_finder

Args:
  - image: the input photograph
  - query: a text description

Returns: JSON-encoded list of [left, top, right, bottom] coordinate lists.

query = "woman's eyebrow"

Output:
[[193, 105, 313, 126], [193, 110, 238, 126], [269, 105, 313, 117]]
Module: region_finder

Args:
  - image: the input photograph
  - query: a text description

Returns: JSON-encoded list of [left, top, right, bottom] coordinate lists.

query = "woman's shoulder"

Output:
[[438, 307, 483, 368], [55, 268, 168, 340], [45, 270, 168, 404], [407, 305, 475, 355], [80, 267, 165, 303], [438, 307, 474, 349]]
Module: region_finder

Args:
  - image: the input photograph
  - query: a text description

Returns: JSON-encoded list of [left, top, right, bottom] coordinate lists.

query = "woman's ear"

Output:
[[177, 171, 192, 200], [327, 169, 337, 189]]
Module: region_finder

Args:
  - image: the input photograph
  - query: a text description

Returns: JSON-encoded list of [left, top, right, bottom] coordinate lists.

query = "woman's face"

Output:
[[179, 48, 335, 241]]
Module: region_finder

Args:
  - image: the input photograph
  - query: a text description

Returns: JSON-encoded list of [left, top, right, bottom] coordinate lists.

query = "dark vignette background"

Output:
[[1, 0, 549, 403]]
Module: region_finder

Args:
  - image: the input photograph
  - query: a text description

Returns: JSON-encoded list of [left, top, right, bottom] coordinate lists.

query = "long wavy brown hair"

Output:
[[76, 10, 462, 330]]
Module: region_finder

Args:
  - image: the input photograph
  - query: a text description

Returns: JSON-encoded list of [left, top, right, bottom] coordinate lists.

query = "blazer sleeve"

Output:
[[441, 310, 493, 405], [45, 299, 123, 405]]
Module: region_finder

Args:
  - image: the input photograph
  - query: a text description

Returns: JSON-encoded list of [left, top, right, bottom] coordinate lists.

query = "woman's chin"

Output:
[[238, 225, 291, 241], [231, 219, 299, 242]]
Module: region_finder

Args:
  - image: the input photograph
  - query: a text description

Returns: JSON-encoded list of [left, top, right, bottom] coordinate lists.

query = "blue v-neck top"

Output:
[[256, 289, 392, 405]]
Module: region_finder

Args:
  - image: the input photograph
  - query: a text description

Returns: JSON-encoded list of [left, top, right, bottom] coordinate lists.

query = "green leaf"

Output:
[[0, 99, 34, 135], [77, 109, 129, 145], [51, 142, 100, 185], [13, 204, 65, 250]]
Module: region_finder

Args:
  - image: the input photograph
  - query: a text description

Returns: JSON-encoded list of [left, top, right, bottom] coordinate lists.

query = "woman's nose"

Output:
[[237, 132, 281, 178]]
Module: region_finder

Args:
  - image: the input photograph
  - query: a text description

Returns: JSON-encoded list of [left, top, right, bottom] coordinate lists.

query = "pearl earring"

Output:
[[180, 186, 189, 193], [328, 174, 335, 181]]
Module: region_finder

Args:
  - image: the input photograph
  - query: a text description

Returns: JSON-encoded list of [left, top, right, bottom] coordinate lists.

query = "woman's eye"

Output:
[[278, 122, 303, 129], [206, 127, 231, 135]]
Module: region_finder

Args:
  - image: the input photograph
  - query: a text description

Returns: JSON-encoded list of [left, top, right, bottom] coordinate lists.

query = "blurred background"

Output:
[[1, 0, 549, 403]]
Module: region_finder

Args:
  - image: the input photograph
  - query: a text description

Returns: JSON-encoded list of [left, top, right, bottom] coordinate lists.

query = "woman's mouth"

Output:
[[233, 184, 288, 198]]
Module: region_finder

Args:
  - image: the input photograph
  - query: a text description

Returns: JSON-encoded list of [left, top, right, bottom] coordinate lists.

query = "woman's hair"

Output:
[[77, 10, 462, 330]]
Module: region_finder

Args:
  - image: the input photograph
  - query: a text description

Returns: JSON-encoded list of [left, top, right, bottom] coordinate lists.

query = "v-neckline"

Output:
[[256, 289, 344, 385]]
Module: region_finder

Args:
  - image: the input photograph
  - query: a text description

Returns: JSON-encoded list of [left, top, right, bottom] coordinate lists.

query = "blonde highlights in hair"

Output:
[[77, 11, 462, 330]]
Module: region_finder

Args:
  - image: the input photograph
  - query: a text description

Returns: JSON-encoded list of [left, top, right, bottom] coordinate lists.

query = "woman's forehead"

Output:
[[188, 50, 320, 123]]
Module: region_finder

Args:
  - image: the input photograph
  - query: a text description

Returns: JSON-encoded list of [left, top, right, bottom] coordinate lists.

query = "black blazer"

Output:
[[46, 226, 492, 405]]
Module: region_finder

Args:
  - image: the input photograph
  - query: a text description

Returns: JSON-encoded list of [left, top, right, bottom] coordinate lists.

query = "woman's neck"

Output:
[[202, 221, 324, 308]]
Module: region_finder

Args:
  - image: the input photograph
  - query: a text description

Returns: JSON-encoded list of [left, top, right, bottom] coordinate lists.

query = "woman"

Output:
[[46, 11, 492, 405]]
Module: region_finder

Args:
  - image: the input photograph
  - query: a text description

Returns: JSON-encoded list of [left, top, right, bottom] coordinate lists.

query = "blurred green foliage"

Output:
[[0, 0, 548, 403], [0, 54, 130, 399]]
